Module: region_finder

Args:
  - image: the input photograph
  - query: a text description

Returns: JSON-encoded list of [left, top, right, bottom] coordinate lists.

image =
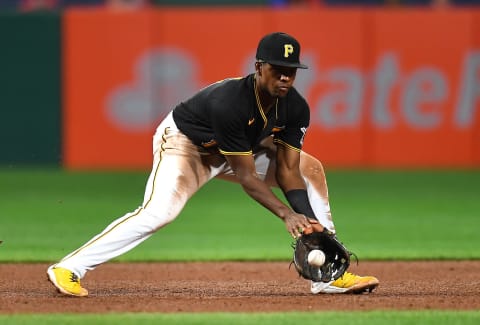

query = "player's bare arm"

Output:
[[224, 154, 312, 238], [275, 145, 307, 192], [275, 144, 325, 233]]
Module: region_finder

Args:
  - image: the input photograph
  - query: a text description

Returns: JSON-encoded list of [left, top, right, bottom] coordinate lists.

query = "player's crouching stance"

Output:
[[47, 32, 378, 297]]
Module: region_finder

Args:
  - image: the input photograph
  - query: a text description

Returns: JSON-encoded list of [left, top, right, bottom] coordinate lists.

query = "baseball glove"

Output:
[[292, 220, 351, 283]]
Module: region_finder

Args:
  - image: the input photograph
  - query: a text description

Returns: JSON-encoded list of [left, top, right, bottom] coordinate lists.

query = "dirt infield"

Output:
[[1, 261, 479, 313]]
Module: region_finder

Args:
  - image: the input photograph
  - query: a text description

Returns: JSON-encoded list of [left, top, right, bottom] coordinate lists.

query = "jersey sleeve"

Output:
[[273, 94, 310, 152]]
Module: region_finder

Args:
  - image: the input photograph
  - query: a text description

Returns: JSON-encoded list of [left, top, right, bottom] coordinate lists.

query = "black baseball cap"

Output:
[[256, 32, 308, 69]]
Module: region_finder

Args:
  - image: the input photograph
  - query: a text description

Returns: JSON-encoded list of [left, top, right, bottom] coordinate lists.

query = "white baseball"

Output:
[[307, 249, 326, 266]]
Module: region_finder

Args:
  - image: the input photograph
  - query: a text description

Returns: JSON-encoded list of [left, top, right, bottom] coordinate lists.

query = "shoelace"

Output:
[[69, 272, 80, 284], [334, 272, 356, 285], [341, 272, 355, 280]]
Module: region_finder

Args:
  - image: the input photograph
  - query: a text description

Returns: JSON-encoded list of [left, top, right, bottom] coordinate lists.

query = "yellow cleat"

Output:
[[311, 272, 379, 294], [47, 266, 88, 297]]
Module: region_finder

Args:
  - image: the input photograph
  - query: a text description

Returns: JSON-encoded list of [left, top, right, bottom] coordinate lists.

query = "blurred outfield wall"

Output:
[[1, 8, 479, 169], [0, 12, 61, 165]]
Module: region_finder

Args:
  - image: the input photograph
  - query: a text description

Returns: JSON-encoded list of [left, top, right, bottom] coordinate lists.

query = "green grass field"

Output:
[[1, 168, 479, 262], [0, 311, 479, 325], [1, 167, 479, 324]]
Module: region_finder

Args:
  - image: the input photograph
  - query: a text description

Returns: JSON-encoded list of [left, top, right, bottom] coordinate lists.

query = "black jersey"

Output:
[[172, 74, 310, 155]]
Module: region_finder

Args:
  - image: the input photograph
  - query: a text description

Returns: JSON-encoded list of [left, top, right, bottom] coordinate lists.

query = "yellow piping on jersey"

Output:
[[274, 138, 301, 152], [219, 149, 253, 156], [254, 77, 278, 129]]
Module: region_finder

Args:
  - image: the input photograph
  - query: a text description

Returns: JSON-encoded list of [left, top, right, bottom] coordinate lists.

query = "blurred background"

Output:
[[3, 0, 480, 12], [1, 0, 479, 170], [1, 0, 479, 263]]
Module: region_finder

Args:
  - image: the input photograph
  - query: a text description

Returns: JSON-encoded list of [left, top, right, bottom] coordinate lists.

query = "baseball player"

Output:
[[47, 32, 379, 297]]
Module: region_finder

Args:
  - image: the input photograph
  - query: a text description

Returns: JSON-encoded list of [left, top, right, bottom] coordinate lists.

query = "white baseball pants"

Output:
[[56, 112, 334, 278]]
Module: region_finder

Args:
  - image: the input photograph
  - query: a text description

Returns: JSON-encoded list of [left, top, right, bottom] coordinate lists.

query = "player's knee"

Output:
[[308, 162, 324, 176], [301, 154, 325, 179], [142, 208, 177, 232]]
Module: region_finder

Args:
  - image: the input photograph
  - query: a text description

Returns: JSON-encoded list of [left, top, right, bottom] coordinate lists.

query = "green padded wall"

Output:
[[0, 12, 61, 165]]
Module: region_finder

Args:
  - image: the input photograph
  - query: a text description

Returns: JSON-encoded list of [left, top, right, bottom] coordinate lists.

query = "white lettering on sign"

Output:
[[372, 53, 397, 128], [307, 52, 478, 130], [111, 49, 480, 133], [402, 67, 447, 128], [315, 69, 363, 129], [456, 51, 480, 128]]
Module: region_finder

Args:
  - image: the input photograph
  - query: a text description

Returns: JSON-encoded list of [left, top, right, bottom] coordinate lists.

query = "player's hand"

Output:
[[284, 212, 315, 239]]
